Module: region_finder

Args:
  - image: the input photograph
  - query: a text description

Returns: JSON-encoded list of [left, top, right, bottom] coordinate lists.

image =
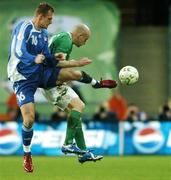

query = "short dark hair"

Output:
[[35, 2, 54, 16]]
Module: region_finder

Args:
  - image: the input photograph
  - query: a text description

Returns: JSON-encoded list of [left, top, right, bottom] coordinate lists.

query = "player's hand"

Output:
[[54, 53, 66, 61], [35, 54, 45, 64], [57, 58, 91, 68], [78, 57, 92, 67]]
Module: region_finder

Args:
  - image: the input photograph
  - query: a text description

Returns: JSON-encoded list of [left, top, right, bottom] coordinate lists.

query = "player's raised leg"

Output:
[[20, 103, 35, 172], [56, 68, 117, 89], [79, 71, 117, 89]]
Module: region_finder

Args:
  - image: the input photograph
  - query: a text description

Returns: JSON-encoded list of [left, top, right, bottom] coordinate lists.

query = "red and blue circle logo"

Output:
[[133, 127, 164, 154], [0, 128, 21, 155]]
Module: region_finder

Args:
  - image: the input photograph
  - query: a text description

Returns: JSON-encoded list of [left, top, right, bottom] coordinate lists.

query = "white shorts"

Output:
[[41, 84, 78, 111]]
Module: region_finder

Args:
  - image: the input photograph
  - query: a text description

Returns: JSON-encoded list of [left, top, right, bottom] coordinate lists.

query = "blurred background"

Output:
[[0, 0, 171, 164]]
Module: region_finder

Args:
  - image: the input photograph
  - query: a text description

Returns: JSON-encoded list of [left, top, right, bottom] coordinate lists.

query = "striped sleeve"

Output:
[[14, 21, 36, 65]]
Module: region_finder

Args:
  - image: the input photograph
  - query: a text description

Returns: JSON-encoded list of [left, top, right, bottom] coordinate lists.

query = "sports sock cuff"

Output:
[[23, 145, 31, 153], [79, 71, 93, 84], [91, 79, 97, 86], [22, 125, 33, 132], [70, 110, 82, 120]]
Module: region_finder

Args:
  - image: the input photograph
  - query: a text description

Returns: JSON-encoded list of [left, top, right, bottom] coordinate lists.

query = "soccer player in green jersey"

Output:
[[48, 24, 117, 89], [42, 24, 117, 163]]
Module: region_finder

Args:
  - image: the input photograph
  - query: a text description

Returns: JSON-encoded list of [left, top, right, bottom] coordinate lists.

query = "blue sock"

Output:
[[22, 125, 33, 154]]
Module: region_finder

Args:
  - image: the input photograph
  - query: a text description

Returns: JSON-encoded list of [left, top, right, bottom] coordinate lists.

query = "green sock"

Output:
[[64, 110, 87, 150], [64, 110, 78, 145], [69, 110, 86, 151], [75, 118, 87, 151]]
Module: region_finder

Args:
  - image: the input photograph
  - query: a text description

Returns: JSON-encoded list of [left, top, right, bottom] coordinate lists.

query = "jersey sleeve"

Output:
[[14, 23, 36, 65]]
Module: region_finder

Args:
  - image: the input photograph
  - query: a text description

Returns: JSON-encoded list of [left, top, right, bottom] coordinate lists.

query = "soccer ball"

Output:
[[119, 66, 139, 85]]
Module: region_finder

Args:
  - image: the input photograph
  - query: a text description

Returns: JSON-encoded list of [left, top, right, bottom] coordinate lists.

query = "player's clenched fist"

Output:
[[54, 53, 66, 61], [35, 54, 45, 64]]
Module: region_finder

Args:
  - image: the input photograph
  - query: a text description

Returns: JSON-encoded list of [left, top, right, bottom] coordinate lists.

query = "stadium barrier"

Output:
[[0, 121, 171, 155]]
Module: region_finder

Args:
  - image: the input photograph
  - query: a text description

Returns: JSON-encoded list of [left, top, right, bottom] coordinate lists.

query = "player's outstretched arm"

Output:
[[56, 58, 92, 68]]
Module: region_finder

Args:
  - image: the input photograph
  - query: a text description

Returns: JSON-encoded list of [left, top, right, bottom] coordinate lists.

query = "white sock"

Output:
[[23, 145, 31, 153], [91, 79, 98, 86]]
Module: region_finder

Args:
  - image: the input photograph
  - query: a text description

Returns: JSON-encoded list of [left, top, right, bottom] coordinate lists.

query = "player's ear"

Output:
[[78, 34, 82, 41]]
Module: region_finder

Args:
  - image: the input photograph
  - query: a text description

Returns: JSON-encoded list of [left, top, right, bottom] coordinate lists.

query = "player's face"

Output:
[[39, 10, 53, 29], [76, 34, 89, 47]]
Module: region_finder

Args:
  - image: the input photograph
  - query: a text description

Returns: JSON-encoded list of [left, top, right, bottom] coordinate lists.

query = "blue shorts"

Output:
[[13, 67, 61, 107]]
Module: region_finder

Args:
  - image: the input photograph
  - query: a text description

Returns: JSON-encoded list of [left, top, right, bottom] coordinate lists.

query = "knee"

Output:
[[72, 71, 82, 80], [80, 101, 85, 112], [23, 112, 35, 128], [75, 100, 85, 112], [68, 98, 85, 113]]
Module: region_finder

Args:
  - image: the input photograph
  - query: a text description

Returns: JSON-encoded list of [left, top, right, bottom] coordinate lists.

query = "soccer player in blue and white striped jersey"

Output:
[[7, 2, 92, 173]]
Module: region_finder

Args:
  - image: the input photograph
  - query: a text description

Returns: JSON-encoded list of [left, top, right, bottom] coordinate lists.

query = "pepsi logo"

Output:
[[133, 127, 164, 154], [0, 128, 21, 155]]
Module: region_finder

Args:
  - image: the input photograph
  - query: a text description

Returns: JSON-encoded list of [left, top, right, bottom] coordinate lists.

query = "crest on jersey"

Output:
[[44, 37, 48, 42]]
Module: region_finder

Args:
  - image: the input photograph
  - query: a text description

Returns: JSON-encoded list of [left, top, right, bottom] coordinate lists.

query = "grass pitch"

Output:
[[0, 156, 170, 180]]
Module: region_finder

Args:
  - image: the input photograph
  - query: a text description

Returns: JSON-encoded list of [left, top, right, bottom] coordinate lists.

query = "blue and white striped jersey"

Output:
[[7, 20, 58, 82]]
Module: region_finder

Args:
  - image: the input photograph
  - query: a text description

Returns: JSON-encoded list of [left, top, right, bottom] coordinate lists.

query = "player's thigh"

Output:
[[57, 68, 82, 83], [41, 84, 81, 111], [13, 80, 37, 107], [67, 97, 85, 113], [13, 80, 37, 127]]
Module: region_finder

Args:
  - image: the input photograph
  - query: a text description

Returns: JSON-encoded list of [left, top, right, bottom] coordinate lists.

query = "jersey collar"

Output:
[[67, 32, 72, 40], [30, 20, 41, 32]]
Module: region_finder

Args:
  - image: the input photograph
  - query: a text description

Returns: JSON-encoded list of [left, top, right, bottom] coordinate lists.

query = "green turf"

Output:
[[0, 156, 170, 180]]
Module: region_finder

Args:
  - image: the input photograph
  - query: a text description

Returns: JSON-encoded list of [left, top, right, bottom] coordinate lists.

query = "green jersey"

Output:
[[49, 32, 73, 60]]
